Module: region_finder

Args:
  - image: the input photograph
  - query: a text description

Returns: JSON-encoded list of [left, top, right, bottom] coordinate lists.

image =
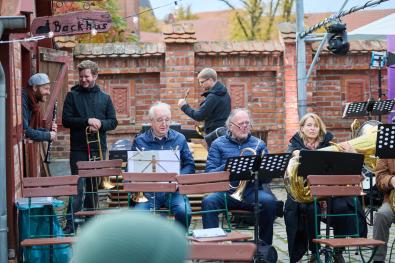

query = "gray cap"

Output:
[[28, 73, 50, 86]]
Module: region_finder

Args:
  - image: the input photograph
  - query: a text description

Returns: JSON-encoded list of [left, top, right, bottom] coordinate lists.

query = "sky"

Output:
[[152, 0, 395, 19]]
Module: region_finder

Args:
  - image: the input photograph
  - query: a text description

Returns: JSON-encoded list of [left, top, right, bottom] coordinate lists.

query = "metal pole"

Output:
[[296, 0, 307, 118]]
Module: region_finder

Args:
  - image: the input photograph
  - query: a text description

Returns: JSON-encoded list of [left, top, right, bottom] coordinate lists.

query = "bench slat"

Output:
[[122, 172, 177, 182], [176, 171, 229, 184], [20, 237, 75, 247], [308, 175, 362, 185], [312, 238, 385, 248], [189, 242, 256, 261], [77, 159, 123, 169], [23, 176, 78, 187], [178, 182, 229, 195], [310, 186, 362, 197], [123, 182, 177, 193], [78, 168, 121, 178], [23, 185, 78, 198], [188, 231, 252, 242]]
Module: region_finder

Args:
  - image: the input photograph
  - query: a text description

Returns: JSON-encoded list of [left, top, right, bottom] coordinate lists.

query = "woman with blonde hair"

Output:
[[285, 113, 367, 263]]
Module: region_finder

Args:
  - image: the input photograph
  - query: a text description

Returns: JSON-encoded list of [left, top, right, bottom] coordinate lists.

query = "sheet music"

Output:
[[127, 150, 180, 174]]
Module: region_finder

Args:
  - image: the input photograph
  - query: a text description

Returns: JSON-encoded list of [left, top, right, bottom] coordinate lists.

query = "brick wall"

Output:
[[53, 39, 387, 159]]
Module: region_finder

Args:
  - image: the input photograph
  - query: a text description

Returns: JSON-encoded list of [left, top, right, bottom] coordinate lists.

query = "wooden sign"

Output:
[[31, 11, 112, 37]]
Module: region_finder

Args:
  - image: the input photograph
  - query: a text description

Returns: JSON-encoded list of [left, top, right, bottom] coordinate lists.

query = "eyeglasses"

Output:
[[198, 79, 210, 85], [154, 118, 171, 124], [231, 121, 251, 129]]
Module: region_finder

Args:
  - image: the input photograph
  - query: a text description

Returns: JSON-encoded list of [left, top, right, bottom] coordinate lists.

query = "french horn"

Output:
[[284, 120, 380, 203]]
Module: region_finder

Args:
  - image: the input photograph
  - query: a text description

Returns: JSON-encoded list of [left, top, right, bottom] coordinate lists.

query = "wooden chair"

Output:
[[308, 175, 385, 263], [122, 172, 177, 215], [76, 159, 123, 217], [19, 175, 78, 262], [189, 242, 256, 262], [177, 171, 252, 242]]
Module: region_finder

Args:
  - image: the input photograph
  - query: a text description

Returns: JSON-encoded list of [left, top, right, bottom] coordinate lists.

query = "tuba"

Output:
[[284, 120, 380, 203], [230, 147, 257, 201]]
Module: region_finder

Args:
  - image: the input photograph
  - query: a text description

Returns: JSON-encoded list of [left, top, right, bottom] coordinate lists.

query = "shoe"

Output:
[[333, 252, 345, 263], [309, 254, 317, 263], [62, 224, 74, 235]]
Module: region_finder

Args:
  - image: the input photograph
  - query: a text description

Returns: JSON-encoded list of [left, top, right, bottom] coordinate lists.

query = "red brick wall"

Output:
[[53, 42, 387, 159]]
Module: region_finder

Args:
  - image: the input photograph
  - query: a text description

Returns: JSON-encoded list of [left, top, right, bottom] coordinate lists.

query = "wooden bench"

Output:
[[177, 171, 252, 241], [76, 159, 123, 217], [122, 172, 177, 213], [20, 175, 78, 249], [308, 175, 385, 261], [189, 242, 256, 261]]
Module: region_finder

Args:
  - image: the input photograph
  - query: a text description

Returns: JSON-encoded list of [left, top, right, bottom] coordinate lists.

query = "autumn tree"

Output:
[[139, 7, 160, 32], [175, 5, 198, 20], [221, 0, 294, 41]]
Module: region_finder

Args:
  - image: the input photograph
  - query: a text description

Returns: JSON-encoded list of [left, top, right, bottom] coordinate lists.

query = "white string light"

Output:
[[91, 28, 97, 36], [0, 35, 46, 44], [132, 16, 139, 24]]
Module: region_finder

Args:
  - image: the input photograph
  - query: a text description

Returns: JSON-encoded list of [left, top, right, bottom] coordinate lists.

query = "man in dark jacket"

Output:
[[177, 68, 231, 135], [22, 73, 57, 142], [132, 102, 195, 228], [202, 108, 277, 245], [62, 60, 118, 226]]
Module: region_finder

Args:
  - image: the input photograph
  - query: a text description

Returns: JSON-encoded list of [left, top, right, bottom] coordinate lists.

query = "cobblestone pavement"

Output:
[[190, 185, 395, 262]]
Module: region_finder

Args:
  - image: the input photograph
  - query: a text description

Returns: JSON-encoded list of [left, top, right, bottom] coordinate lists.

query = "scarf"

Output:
[[26, 87, 42, 129]]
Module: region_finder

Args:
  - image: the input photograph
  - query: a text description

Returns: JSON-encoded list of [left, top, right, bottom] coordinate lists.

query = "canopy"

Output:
[[348, 12, 395, 40]]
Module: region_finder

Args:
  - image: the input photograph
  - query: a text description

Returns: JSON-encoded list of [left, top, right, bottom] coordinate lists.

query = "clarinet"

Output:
[[44, 100, 58, 163]]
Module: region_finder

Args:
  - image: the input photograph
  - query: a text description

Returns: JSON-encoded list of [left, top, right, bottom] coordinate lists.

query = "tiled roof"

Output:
[[278, 22, 296, 43], [312, 40, 387, 53], [162, 23, 196, 43], [73, 42, 165, 58], [194, 41, 283, 55]]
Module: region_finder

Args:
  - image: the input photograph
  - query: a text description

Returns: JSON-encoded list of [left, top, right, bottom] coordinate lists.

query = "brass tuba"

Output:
[[284, 120, 380, 203], [230, 147, 257, 201]]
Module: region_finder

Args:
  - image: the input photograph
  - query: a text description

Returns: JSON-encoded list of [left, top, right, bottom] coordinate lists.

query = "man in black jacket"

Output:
[[62, 60, 117, 226], [177, 68, 231, 135]]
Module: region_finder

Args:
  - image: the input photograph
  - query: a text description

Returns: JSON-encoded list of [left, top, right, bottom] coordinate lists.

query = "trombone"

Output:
[[85, 127, 114, 189]]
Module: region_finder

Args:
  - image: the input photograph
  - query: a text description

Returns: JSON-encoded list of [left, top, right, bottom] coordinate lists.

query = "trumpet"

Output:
[[230, 147, 257, 201], [85, 127, 115, 189]]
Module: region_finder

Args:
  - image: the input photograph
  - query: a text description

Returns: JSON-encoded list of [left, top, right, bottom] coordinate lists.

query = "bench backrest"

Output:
[[22, 176, 78, 198], [122, 172, 177, 193], [189, 242, 256, 261], [307, 175, 363, 198], [77, 159, 123, 178], [177, 171, 230, 195]]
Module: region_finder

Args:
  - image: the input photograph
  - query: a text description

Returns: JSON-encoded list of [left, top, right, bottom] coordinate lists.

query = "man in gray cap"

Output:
[[22, 73, 57, 142]]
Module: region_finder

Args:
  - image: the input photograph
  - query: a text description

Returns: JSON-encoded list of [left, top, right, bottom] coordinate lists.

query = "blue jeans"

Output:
[[134, 191, 191, 229], [202, 189, 277, 244]]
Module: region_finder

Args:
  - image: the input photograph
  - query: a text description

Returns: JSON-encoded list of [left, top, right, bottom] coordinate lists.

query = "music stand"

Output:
[[225, 153, 291, 262], [376, 124, 395, 159], [297, 150, 364, 177], [343, 100, 395, 118]]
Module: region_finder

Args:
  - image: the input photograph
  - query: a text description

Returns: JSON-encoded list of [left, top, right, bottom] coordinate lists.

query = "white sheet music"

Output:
[[127, 150, 180, 174]]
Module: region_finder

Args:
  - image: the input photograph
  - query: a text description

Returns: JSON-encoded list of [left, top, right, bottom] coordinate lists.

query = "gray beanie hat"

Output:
[[73, 210, 189, 263], [28, 73, 50, 86]]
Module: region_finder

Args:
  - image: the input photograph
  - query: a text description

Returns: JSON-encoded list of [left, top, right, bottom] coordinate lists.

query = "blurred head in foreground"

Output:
[[73, 210, 188, 263]]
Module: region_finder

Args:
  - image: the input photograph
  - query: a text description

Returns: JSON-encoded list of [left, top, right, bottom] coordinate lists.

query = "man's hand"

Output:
[[178, 99, 187, 108], [88, 126, 99, 132], [50, 131, 57, 141], [88, 118, 102, 130]]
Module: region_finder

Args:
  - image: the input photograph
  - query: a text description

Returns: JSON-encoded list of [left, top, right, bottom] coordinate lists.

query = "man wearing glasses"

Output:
[[178, 68, 231, 135], [201, 108, 277, 247], [131, 102, 195, 229]]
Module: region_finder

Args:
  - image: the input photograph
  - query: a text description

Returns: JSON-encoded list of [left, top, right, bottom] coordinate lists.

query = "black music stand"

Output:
[[297, 150, 364, 178], [376, 124, 395, 159], [225, 153, 291, 262], [342, 99, 394, 118]]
